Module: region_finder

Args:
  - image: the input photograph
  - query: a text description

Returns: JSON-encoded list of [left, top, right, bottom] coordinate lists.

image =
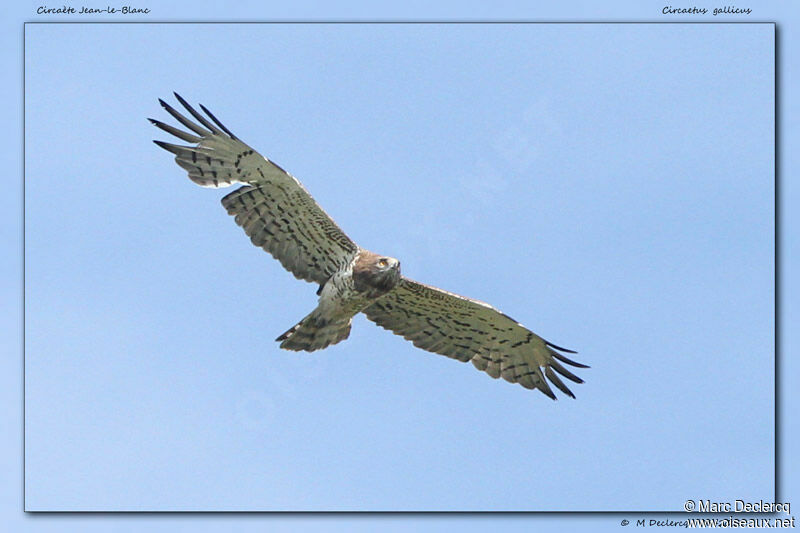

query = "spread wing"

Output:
[[150, 93, 359, 284], [362, 278, 588, 399]]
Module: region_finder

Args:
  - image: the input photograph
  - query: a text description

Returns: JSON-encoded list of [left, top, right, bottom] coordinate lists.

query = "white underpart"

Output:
[[317, 260, 373, 324]]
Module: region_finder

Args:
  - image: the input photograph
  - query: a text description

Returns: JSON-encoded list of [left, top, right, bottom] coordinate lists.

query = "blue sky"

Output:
[[3, 1, 796, 532]]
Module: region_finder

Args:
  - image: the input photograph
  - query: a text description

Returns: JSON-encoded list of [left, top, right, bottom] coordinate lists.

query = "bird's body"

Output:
[[152, 94, 588, 400], [277, 250, 401, 351]]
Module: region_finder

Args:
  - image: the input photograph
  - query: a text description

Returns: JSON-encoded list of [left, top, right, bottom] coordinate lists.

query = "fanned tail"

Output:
[[276, 310, 352, 352]]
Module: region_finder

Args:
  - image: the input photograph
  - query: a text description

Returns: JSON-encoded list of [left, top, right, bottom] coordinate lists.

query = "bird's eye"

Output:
[[378, 258, 388, 268]]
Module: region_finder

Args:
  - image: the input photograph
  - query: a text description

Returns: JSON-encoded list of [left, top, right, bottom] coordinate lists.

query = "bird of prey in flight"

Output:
[[151, 93, 587, 399]]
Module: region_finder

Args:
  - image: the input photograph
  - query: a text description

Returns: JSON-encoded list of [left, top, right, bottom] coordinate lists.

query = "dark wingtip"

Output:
[[555, 353, 590, 369], [556, 388, 575, 400], [199, 102, 239, 140], [561, 359, 589, 370], [152, 139, 181, 154], [545, 340, 578, 354], [173, 92, 191, 108], [545, 366, 577, 399]]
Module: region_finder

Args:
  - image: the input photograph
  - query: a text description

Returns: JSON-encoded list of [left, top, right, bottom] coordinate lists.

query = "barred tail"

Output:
[[276, 310, 352, 352]]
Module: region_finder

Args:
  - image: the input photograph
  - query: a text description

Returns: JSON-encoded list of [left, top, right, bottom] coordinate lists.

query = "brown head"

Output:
[[353, 250, 401, 298]]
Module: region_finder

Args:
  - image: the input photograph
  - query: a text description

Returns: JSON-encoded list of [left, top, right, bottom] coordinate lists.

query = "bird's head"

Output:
[[354, 252, 401, 297], [372, 255, 401, 291]]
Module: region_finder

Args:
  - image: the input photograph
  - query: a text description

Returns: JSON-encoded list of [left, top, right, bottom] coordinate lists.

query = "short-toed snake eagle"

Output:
[[151, 94, 587, 399]]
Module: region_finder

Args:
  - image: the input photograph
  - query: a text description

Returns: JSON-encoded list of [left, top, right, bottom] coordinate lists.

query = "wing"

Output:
[[362, 278, 588, 399], [150, 93, 359, 284]]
